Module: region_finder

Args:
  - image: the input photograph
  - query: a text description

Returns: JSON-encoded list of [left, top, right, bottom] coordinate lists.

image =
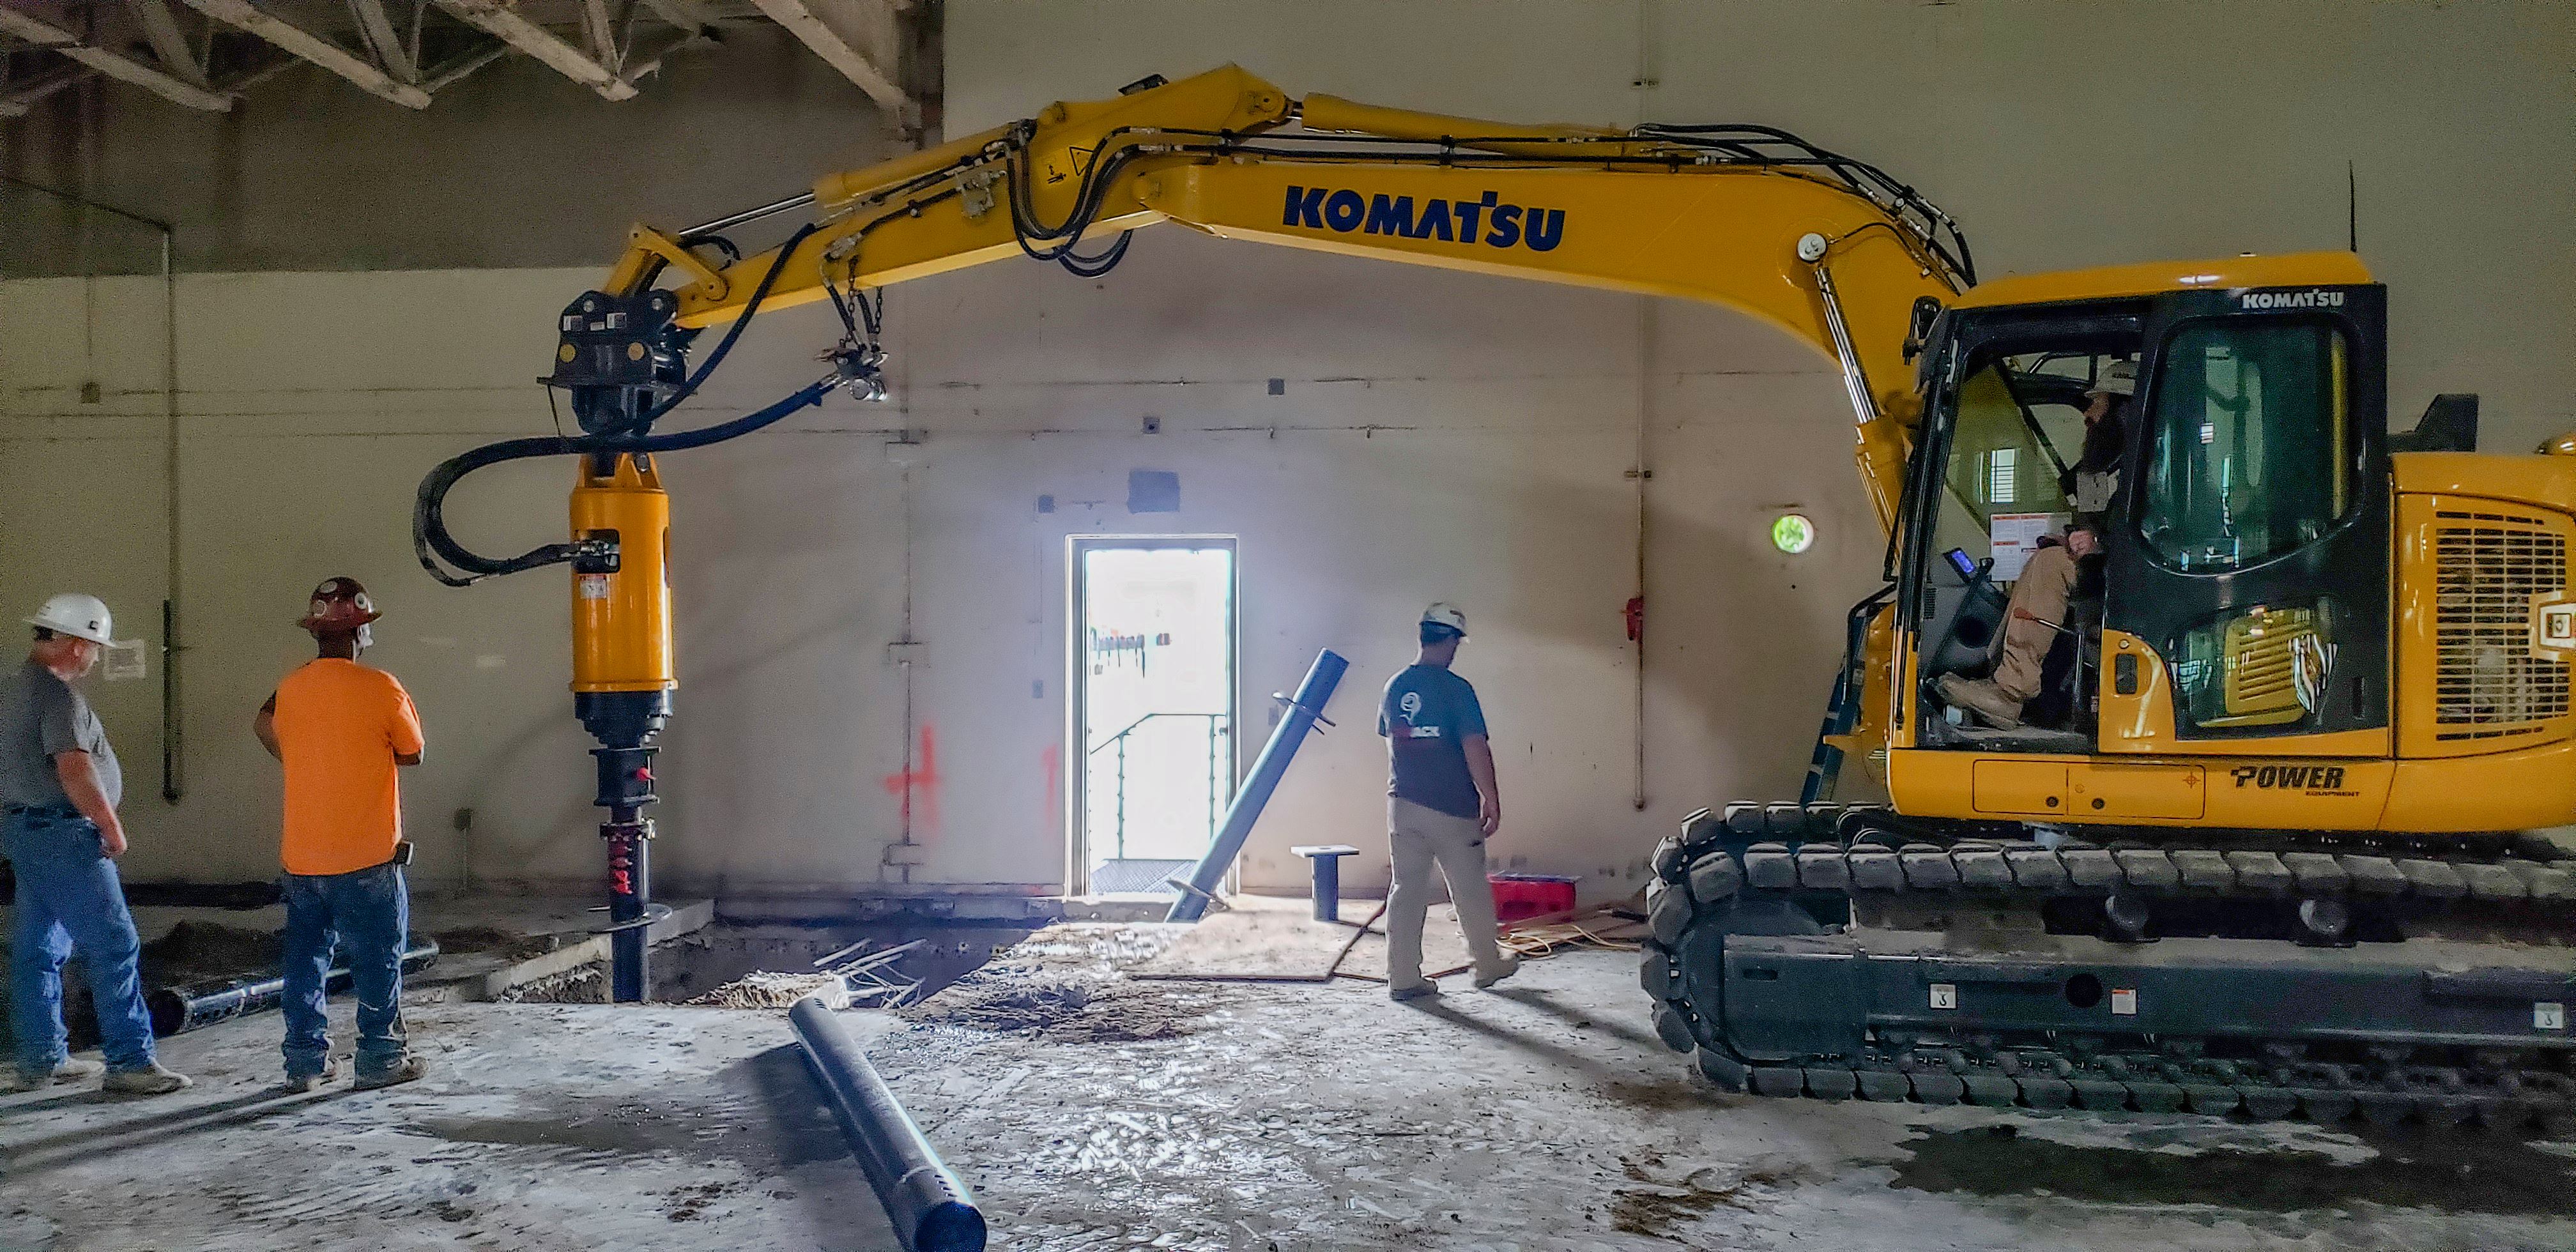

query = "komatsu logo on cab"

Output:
[[1283, 186, 1567, 252], [2238, 288, 2347, 310]]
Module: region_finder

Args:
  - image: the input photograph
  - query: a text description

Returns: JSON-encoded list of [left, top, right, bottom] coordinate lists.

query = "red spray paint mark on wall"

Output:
[[881, 725, 942, 834], [1040, 743, 1061, 827]]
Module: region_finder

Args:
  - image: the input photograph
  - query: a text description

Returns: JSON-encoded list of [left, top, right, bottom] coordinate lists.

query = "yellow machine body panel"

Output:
[[569, 454, 674, 695], [1947, 252, 2373, 312], [2094, 630, 2391, 758], [2390, 471, 2576, 758], [1885, 454, 2576, 832], [1892, 750, 2391, 829]]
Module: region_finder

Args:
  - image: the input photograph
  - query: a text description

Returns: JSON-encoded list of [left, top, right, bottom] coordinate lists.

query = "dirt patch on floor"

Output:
[[493, 964, 610, 1004], [1891, 1122, 2576, 1216], [431, 925, 562, 965], [900, 967, 1211, 1043], [139, 921, 279, 984]]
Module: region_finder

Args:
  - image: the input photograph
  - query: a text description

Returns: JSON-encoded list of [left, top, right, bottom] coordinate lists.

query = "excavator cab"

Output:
[[1893, 267, 2392, 774]]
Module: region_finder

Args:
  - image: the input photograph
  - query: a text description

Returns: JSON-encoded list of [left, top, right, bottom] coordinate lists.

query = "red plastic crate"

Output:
[[1489, 873, 1577, 923]]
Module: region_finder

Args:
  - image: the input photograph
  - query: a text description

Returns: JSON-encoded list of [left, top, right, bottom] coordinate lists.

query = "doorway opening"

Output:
[[1070, 538, 1238, 896]]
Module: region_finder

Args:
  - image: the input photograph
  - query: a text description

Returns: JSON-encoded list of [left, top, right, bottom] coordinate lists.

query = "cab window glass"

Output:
[[1930, 360, 2071, 569], [2138, 321, 2352, 572]]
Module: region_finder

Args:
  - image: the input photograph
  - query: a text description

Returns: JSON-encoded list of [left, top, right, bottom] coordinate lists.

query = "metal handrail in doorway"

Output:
[[1086, 711, 1231, 860]]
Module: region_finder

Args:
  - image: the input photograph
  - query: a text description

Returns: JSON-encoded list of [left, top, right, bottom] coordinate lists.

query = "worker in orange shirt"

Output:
[[252, 578, 427, 1092]]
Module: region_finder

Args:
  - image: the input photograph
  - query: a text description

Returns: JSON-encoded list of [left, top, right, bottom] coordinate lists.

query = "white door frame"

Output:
[[1065, 535, 1241, 896]]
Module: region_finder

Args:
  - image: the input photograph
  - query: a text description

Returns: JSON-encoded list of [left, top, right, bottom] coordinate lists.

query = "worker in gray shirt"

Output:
[[0, 594, 190, 1095], [1377, 602, 1518, 1000]]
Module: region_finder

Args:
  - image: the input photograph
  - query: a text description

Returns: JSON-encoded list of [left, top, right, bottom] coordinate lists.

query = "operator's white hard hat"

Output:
[[2087, 359, 2138, 399], [1421, 602, 1468, 637], [26, 593, 113, 646]]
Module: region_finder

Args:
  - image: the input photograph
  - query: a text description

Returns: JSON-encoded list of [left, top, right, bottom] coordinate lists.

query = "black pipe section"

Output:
[[788, 995, 985, 1252], [145, 940, 439, 1037]]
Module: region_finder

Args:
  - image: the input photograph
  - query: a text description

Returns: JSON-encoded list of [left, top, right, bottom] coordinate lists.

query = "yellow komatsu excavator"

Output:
[[415, 66, 2572, 1126]]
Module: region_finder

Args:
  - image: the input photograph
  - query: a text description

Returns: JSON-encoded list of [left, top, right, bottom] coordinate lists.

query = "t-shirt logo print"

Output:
[[1399, 690, 1440, 737]]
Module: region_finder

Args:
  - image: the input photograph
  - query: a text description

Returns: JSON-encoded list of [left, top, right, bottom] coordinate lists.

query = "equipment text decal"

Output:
[[2229, 763, 2359, 797], [2237, 288, 2347, 311], [1284, 186, 1566, 252]]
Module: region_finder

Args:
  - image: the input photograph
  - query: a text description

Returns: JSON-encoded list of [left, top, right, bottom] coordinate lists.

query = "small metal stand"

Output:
[[1291, 844, 1360, 922]]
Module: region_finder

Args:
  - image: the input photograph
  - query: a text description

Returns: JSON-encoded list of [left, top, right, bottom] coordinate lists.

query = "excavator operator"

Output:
[[2060, 360, 2135, 528], [1936, 522, 2103, 730]]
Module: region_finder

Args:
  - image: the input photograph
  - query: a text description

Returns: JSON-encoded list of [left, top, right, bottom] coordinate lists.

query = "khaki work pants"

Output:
[[1386, 798, 1509, 991], [1991, 544, 2078, 703]]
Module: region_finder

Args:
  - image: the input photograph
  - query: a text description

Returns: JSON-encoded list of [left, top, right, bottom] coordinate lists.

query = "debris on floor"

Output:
[[688, 971, 848, 1009], [2, 945, 2568, 1250], [898, 921, 1217, 1043]]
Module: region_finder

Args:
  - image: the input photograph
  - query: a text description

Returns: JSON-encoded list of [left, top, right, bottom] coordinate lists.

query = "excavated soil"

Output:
[[139, 920, 279, 984], [686, 971, 847, 1009], [897, 922, 1212, 1043], [431, 924, 563, 965]]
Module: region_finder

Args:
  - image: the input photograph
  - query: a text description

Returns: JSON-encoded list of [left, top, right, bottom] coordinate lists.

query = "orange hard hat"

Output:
[[298, 577, 381, 633]]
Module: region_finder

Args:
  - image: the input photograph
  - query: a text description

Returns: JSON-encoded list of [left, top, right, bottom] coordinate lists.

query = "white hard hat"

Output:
[[2087, 359, 2138, 398], [26, 593, 113, 646], [1421, 602, 1468, 637]]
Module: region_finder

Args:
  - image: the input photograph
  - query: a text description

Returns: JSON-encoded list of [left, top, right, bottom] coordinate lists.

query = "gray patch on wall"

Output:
[[1128, 471, 1181, 514]]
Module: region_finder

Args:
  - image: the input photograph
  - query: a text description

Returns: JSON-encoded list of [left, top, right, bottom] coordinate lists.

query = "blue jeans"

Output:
[[281, 862, 411, 1079], [5, 807, 158, 1074]]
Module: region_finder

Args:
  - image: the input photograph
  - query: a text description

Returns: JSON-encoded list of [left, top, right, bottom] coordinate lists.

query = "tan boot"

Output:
[[3, 1057, 104, 1092], [102, 1063, 193, 1096], [1935, 674, 2023, 729], [282, 1058, 340, 1094], [353, 1054, 427, 1091]]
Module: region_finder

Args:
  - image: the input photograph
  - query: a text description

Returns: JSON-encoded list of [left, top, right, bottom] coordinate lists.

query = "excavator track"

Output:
[[1641, 802, 2576, 1128]]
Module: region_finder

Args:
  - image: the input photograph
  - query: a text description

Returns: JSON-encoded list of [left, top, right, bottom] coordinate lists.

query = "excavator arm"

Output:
[[579, 65, 1965, 532]]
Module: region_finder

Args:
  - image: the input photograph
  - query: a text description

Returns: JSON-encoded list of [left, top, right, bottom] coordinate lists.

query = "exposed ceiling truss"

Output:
[[0, 0, 922, 119]]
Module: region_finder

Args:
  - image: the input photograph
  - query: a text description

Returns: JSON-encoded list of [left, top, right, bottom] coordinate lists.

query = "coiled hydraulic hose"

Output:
[[413, 222, 825, 587]]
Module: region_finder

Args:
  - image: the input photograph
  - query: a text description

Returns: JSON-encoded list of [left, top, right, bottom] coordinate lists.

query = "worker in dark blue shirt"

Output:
[[1377, 603, 1516, 1000]]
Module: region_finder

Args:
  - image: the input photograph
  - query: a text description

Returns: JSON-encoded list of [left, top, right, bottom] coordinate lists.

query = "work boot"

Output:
[[102, 1063, 194, 1096], [1935, 674, 2023, 729], [1388, 982, 1441, 1003], [353, 1054, 427, 1091], [282, 1059, 340, 1094], [1, 1057, 105, 1092], [1473, 954, 1521, 990]]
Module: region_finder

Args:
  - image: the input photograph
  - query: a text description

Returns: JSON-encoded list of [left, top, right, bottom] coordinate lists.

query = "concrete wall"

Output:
[[3, 0, 2568, 905]]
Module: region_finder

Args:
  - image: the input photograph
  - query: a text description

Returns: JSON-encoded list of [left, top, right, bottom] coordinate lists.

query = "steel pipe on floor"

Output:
[[144, 939, 440, 1037], [788, 995, 985, 1252]]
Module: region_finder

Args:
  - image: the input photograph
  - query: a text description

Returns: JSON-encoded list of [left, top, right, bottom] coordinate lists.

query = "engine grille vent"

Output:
[[2432, 514, 2569, 738]]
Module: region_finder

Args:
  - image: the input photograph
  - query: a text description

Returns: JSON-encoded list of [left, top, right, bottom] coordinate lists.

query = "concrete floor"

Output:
[[2, 928, 2570, 1251]]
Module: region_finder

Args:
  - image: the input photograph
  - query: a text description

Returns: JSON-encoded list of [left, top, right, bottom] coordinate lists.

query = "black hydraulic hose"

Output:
[[415, 376, 839, 586], [413, 222, 825, 587]]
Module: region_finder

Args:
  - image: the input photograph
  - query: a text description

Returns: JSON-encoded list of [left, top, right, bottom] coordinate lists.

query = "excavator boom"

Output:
[[603, 65, 1965, 530]]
